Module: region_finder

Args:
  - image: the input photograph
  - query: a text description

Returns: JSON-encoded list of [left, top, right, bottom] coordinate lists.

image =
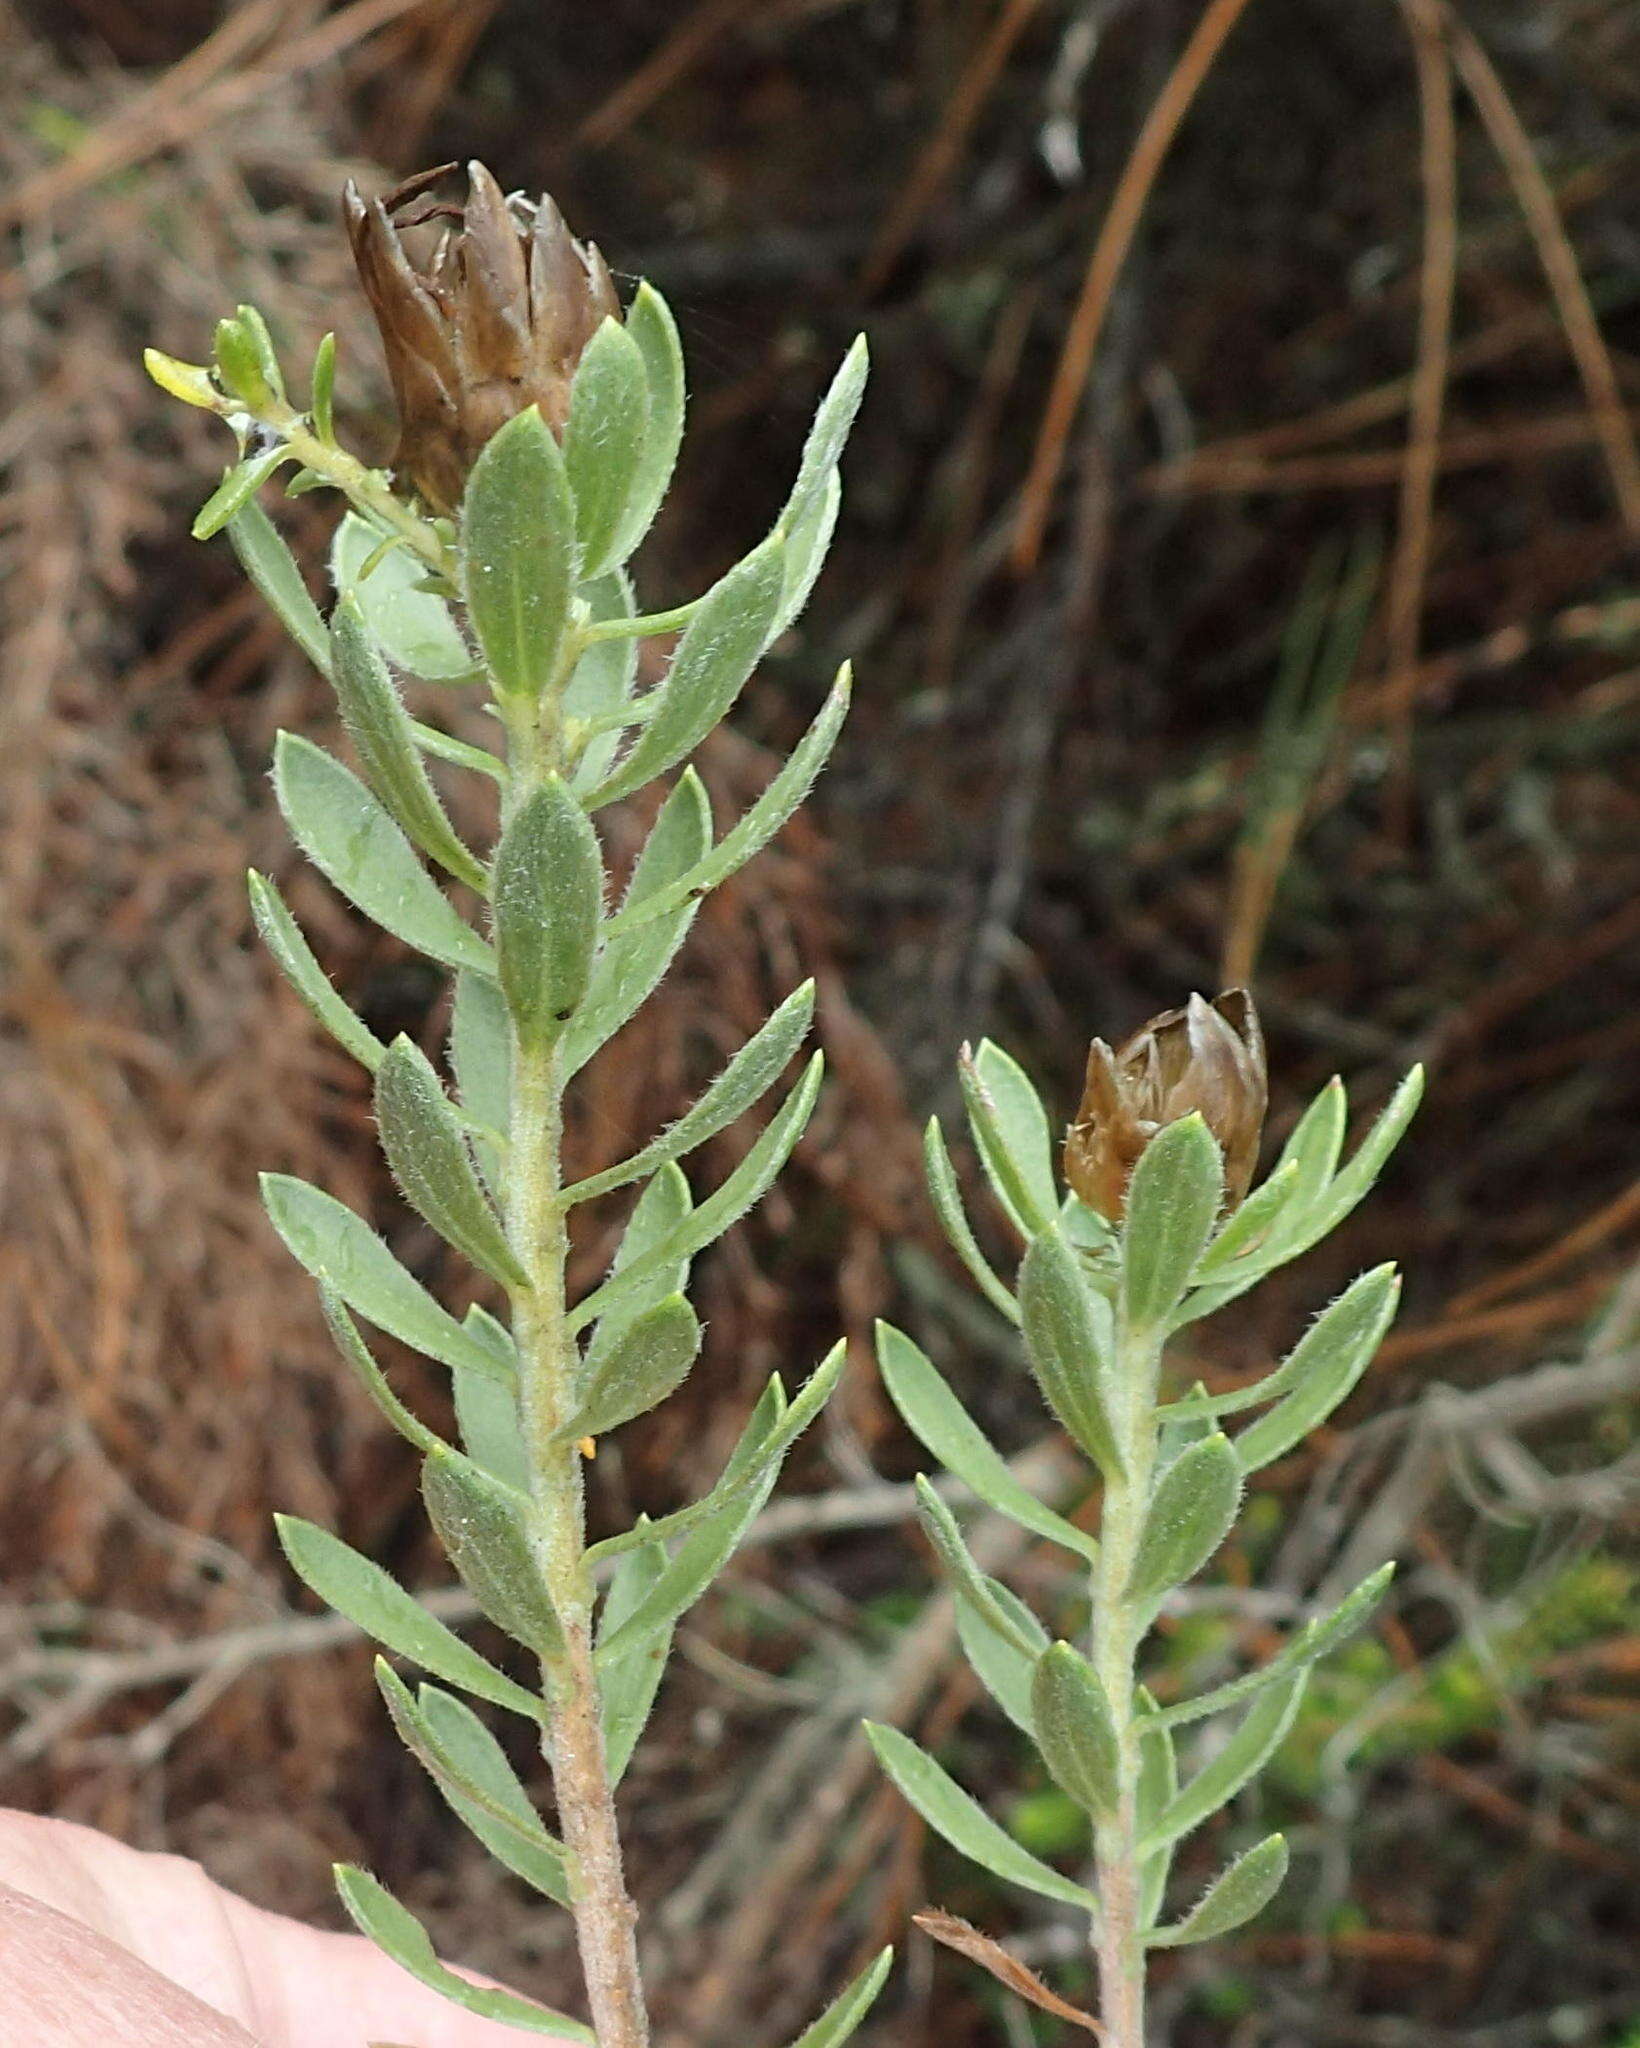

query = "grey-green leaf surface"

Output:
[[452, 1346, 528, 1492], [1193, 1160, 1299, 1281], [1233, 1266, 1400, 1473], [955, 1573, 1046, 1737], [584, 535, 786, 808], [564, 317, 650, 580], [421, 1445, 562, 1657], [778, 337, 868, 538], [261, 1173, 511, 1381], [1121, 1115, 1224, 1330], [563, 768, 710, 1074], [462, 407, 577, 701], [1127, 1433, 1243, 1606], [597, 1530, 671, 1785], [922, 1117, 1021, 1325], [1031, 1642, 1120, 1817], [565, 569, 638, 792], [606, 283, 684, 568], [970, 1042, 1060, 1236], [1140, 1672, 1308, 1854], [1018, 1228, 1124, 1477], [333, 1866, 589, 2038], [194, 447, 291, 539], [272, 732, 493, 975], [781, 1947, 893, 2048], [330, 598, 486, 890], [914, 1478, 1040, 1659], [578, 1164, 693, 1388], [494, 776, 605, 1051], [1136, 1699, 1179, 1928], [320, 1287, 440, 1453], [864, 1722, 1099, 1910], [274, 1514, 540, 1717], [248, 870, 385, 1072], [768, 466, 840, 647], [568, 1055, 824, 1336], [565, 981, 816, 1205], [1146, 1833, 1288, 1948], [229, 501, 331, 675], [561, 1292, 700, 1441], [450, 968, 510, 1193], [332, 512, 476, 681], [874, 1322, 1098, 1562], [374, 1036, 527, 1290], [957, 1048, 1054, 1241]]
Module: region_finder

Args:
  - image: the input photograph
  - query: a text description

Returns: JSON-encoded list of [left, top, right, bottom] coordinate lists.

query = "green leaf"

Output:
[[779, 337, 868, 538], [450, 968, 510, 1194], [1146, 1833, 1288, 1948], [597, 1529, 672, 1785], [769, 467, 840, 646], [462, 408, 577, 701], [566, 981, 816, 1205], [494, 777, 605, 1052], [1136, 1697, 1179, 1927], [333, 1866, 589, 2038], [922, 1118, 1022, 1326], [319, 1287, 440, 1453], [914, 1479, 1041, 1660], [568, 1055, 824, 1336], [1017, 1228, 1124, 1478], [274, 1514, 540, 1717], [1122, 1115, 1223, 1330], [247, 870, 384, 1072], [332, 512, 475, 682], [1139, 1673, 1308, 1854], [564, 317, 650, 580], [585, 535, 787, 808], [375, 1663, 568, 1903], [1268, 1077, 1348, 1226], [563, 768, 710, 1075], [578, 1165, 694, 1388], [565, 568, 639, 792], [310, 330, 336, 443], [214, 311, 278, 408], [261, 1174, 511, 1381], [609, 283, 685, 569], [874, 1322, 1098, 1563], [1128, 1433, 1243, 1606], [1193, 1159, 1300, 1279], [193, 447, 291, 540], [1309, 1066, 1424, 1239], [966, 1043, 1060, 1239], [864, 1722, 1099, 1910], [452, 1343, 528, 1491], [272, 732, 493, 975], [1233, 1266, 1400, 1473], [782, 1947, 894, 2048], [330, 598, 485, 890], [421, 1445, 562, 1656], [374, 1036, 527, 1290], [955, 1573, 1046, 1736], [562, 1292, 701, 1441], [227, 501, 330, 674], [1030, 1642, 1120, 1818]]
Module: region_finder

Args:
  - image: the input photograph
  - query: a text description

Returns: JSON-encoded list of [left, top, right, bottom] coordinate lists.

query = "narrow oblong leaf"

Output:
[[1018, 1228, 1124, 1478], [261, 1173, 511, 1381], [568, 1055, 824, 1335], [1122, 1114, 1224, 1330], [1127, 1433, 1243, 1606], [228, 501, 331, 674], [874, 1322, 1099, 1563], [493, 777, 605, 1051], [1136, 1696, 1179, 1927], [330, 597, 486, 889], [450, 967, 510, 1195], [1146, 1833, 1289, 1948], [565, 981, 816, 1205], [768, 466, 840, 647], [564, 317, 650, 579], [864, 1723, 1099, 1910], [585, 535, 786, 808], [778, 336, 868, 538], [607, 282, 684, 568], [923, 1117, 1022, 1326], [333, 1866, 590, 2038], [1234, 1266, 1400, 1473], [320, 1287, 441, 1453], [1310, 1066, 1424, 1237], [274, 1514, 540, 1717], [272, 732, 493, 975], [1030, 1641, 1120, 1818], [578, 1166, 694, 1388], [597, 1529, 673, 1786], [1141, 1672, 1308, 1855], [563, 768, 710, 1073], [956, 1573, 1047, 1737], [421, 1445, 562, 1657], [561, 1292, 701, 1441], [782, 1946, 893, 2048], [964, 1042, 1060, 1239], [914, 1478, 1040, 1659], [374, 1036, 527, 1290], [452, 1323, 528, 1490], [248, 870, 385, 1072], [1193, 1159, 1300, 1280], [193, 447, 291, 540], [310, 330, 336, 442], [462, 407, 577, 700], [333, 511, 475, 681]]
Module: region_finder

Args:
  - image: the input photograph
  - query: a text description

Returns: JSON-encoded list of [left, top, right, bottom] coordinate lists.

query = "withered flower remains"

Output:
[[1065, 990, 1267, 1222], [345, 160, 620, 513]]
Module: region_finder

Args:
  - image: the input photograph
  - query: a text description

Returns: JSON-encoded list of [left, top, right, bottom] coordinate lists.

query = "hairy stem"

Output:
[[504, 700, 650, 2048], [1091, 1325, 1159, 2048]]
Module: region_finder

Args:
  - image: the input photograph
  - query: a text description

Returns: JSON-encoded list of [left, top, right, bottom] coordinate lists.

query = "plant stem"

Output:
[[503, 700, 650, 2048], [1090, 1323, 1160, 2048]]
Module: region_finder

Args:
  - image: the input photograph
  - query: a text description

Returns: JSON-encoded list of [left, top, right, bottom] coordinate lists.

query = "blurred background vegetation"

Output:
[[0, 1, 1636, 2043]]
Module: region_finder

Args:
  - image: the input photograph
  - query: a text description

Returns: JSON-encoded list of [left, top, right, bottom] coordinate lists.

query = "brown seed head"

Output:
[[344, 161, 620, 513], [1064, 989, 1267, 1222]]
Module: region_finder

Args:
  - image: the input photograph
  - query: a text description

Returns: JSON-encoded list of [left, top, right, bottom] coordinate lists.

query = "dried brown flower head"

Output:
[[1064, 990, 1267, 1223], [344, 160, 619, 513]]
